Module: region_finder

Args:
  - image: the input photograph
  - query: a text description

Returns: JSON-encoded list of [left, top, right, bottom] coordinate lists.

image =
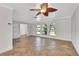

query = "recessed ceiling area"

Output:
[[2, 3, 79, 24]]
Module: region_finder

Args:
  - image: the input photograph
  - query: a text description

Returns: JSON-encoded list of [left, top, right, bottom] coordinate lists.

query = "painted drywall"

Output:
[[28, 17, 71, 41], [0, 4, 13, 53], [71, 5, 79, 54], [52, 18, 71, 41], [13, 22, 20, 39], [27, 24, 32, 36]]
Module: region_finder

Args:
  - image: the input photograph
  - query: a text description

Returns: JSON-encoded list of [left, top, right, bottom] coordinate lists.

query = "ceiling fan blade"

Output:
[[35, 12, 41, 16], [30, 9, 40, 11], [43, 12, 48, 16], [47, 7, 58, 12]]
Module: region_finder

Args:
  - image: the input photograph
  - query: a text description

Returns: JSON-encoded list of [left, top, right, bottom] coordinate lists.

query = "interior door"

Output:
[[0, 4, 13, 53]]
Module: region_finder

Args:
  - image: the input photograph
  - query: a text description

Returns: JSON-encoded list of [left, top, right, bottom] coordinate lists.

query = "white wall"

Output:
[[28, 18, 71, 41], [13, 22, 20, 39], [27, 24, 32, 36], [53, 18, 71, 41], [0, 4, 13, 53], [71, 5, 79, 54]]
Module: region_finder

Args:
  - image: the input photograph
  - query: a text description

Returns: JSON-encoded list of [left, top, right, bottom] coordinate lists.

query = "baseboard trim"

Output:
[[13, 37, 20, 40], [0, 46, 13, 54], [72, 42, 79, 55], [30, 34, 72, 42]]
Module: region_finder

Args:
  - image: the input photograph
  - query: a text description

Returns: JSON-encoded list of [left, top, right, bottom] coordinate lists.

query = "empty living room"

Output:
[[0, 2, 79, 57]]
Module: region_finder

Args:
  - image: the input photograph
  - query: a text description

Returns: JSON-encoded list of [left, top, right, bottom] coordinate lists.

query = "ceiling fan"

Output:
[[30, 3, 58, 17]]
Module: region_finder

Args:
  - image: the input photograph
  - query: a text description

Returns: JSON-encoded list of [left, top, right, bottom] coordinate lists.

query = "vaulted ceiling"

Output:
[[2, 3, 79, 23]]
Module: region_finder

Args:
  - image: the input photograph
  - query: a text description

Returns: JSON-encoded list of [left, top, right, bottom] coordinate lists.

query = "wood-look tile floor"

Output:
[[0, 36, 78, 56]]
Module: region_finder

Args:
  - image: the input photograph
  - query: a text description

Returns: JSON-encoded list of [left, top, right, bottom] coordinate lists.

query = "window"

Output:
[[36, 24, 56, 36], [49, 24, 56, 36], [36, 25, 41, 34]]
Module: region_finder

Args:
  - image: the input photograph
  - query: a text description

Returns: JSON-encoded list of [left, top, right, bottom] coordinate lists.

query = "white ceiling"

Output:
[[2, 3, 79, 24]]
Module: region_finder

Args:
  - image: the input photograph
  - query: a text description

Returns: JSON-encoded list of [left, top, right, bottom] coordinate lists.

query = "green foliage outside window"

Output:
[[36, 24, 56, 36]]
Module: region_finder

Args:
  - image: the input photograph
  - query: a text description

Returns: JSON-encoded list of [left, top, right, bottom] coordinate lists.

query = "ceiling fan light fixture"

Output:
[[40, 9, 46, 13]]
